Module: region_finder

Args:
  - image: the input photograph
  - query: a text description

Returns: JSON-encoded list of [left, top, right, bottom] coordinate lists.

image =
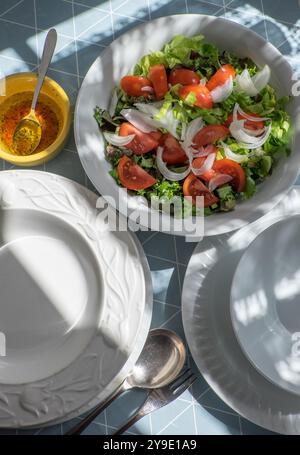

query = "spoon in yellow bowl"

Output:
[[13, 28, 57, 156]]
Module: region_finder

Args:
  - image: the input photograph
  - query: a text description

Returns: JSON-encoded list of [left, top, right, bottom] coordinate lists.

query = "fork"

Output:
[[113, 368, 197, 435]]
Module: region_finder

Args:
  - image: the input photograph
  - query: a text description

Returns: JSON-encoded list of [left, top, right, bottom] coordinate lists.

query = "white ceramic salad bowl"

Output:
[[75, 14, 300, 237]]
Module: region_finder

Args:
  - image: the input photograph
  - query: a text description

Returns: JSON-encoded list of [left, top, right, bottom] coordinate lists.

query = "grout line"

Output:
[[146, 252, 187, 268], [260, 0, 269, 40], [0, 0, 24, 18], [202, 405, 238, 417], [238, 415, 243, 435], [157, 404, 193, 435], [109, 0, 115, 41], [141, 230, 158, 246], [153, 298, 180, 309], [71, 0, 81, 89], [33, 0, 39, 68], [159, 308, 181, 328]]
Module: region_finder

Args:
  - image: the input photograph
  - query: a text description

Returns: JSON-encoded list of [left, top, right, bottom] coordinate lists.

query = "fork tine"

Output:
[[172, 373, 197, 397], [169, 368, 191, 390]]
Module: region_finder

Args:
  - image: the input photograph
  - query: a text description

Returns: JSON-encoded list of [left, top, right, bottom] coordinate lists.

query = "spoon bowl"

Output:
[[12, 112, 41, 155], [127, 328, 186, 389]]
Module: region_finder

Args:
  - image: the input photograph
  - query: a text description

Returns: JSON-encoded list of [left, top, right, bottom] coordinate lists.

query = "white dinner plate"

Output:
[[74, 14, 300, 237], [182, 187, 300, 435], [231, 216, 300, 396], [0, 170, 152, 428]]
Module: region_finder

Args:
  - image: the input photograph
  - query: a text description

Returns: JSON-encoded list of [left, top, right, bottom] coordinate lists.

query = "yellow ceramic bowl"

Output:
[[0, 72, 71, 166]]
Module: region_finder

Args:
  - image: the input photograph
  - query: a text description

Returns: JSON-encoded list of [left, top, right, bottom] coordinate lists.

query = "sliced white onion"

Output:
[[141, 85, 154, 93], [103, 131, 135, 146], [181, 123, 187, 141], [210, 76, 233, 103], [234, 103, 270, 123], [156, 147, 190, 181], [120, 108, 158, 133], [235, 69, 258, 96], [192, 144, 216, 158], [221, 141, 248, 163], [191, 152, 216, 176], [133, 102, 180, 138], [252, 65, 271, 92], [208, 174, 233, 192], [229, 121, 272, 149], [134, 101, 163, 116], [200, 77, 207, 85], [235, 65, 271, 96], [181, 117, 204, 158]]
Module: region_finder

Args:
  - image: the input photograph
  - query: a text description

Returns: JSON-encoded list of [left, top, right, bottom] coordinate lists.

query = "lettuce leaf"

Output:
[[134, 34, 205, 76]]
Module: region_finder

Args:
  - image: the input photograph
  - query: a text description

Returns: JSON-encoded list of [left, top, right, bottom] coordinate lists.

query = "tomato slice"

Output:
[[193, 125, 229, 147], [161, 134, 187, 165], [119, 122, 158, 155], [206, 64, 236, 91], [213, 158, 246, 192], [120, 75, 153, 97], [192, 152, 217, 182], [148, 64, 168, 100], [117, 155, 156, 190], [225, 112, 265, 132], [183, 173, 219, 208], [169, 68, 200, 86], [149, 130, 164, 143], [179, 84, 213, 109]]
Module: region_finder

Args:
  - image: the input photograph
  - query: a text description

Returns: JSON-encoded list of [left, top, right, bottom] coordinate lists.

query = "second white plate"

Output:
[[182, 187, 300, 435], [231, 215, 300, 396]]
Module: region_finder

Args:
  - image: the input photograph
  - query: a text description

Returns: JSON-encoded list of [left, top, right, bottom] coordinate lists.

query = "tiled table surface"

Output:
[[0, 0, 299, 436]]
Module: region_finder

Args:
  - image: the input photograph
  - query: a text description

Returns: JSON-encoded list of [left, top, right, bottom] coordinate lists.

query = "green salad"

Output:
[[94, 34, 291, 216]]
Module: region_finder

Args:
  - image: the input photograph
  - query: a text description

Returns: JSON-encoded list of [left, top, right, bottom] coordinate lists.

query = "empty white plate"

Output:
[[182, 187, 300, 434], [0, 171, 152, 428], [231, 216, 300, 396]]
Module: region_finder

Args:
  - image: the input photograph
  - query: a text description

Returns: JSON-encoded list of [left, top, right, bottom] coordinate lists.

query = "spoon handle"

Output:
[[31, 28, 57, 111], [66, 382, 128, 435]]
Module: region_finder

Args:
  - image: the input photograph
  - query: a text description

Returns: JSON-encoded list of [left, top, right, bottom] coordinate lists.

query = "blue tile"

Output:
[[265, 20, 290, 48], [74, 4, 113, 46], [148, 256, 182, 306], [187, 0, 225, 15], [240, 417, 278, 435], [82, 421, 107, 435], [151, 299, 180, 329], [0, 20, 38, 67], [45, 149, 86, 186], [35, 0, 74, 37], [143, 233, 176, 262], [151, 397, 194, 435], [36, 424, 63, 435], [76, 41, 103, 77], [198, 388, 238, 416], [112, 0, 149, 19], [175, 236, 197, 265], [150, 0, 188, 18], [262, 0, 300, 25], [194, 405, 240, 435], [105, 388, 147, 428], [0, 0, 36, 28]]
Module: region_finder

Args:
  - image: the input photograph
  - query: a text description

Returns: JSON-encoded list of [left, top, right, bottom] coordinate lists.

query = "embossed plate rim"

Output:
[[0, 170, 152, 428]]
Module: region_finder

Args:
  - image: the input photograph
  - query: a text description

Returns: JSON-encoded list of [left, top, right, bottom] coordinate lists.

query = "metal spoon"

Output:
[[67, 328, 186, 435], [12, 28, 57, 155]]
